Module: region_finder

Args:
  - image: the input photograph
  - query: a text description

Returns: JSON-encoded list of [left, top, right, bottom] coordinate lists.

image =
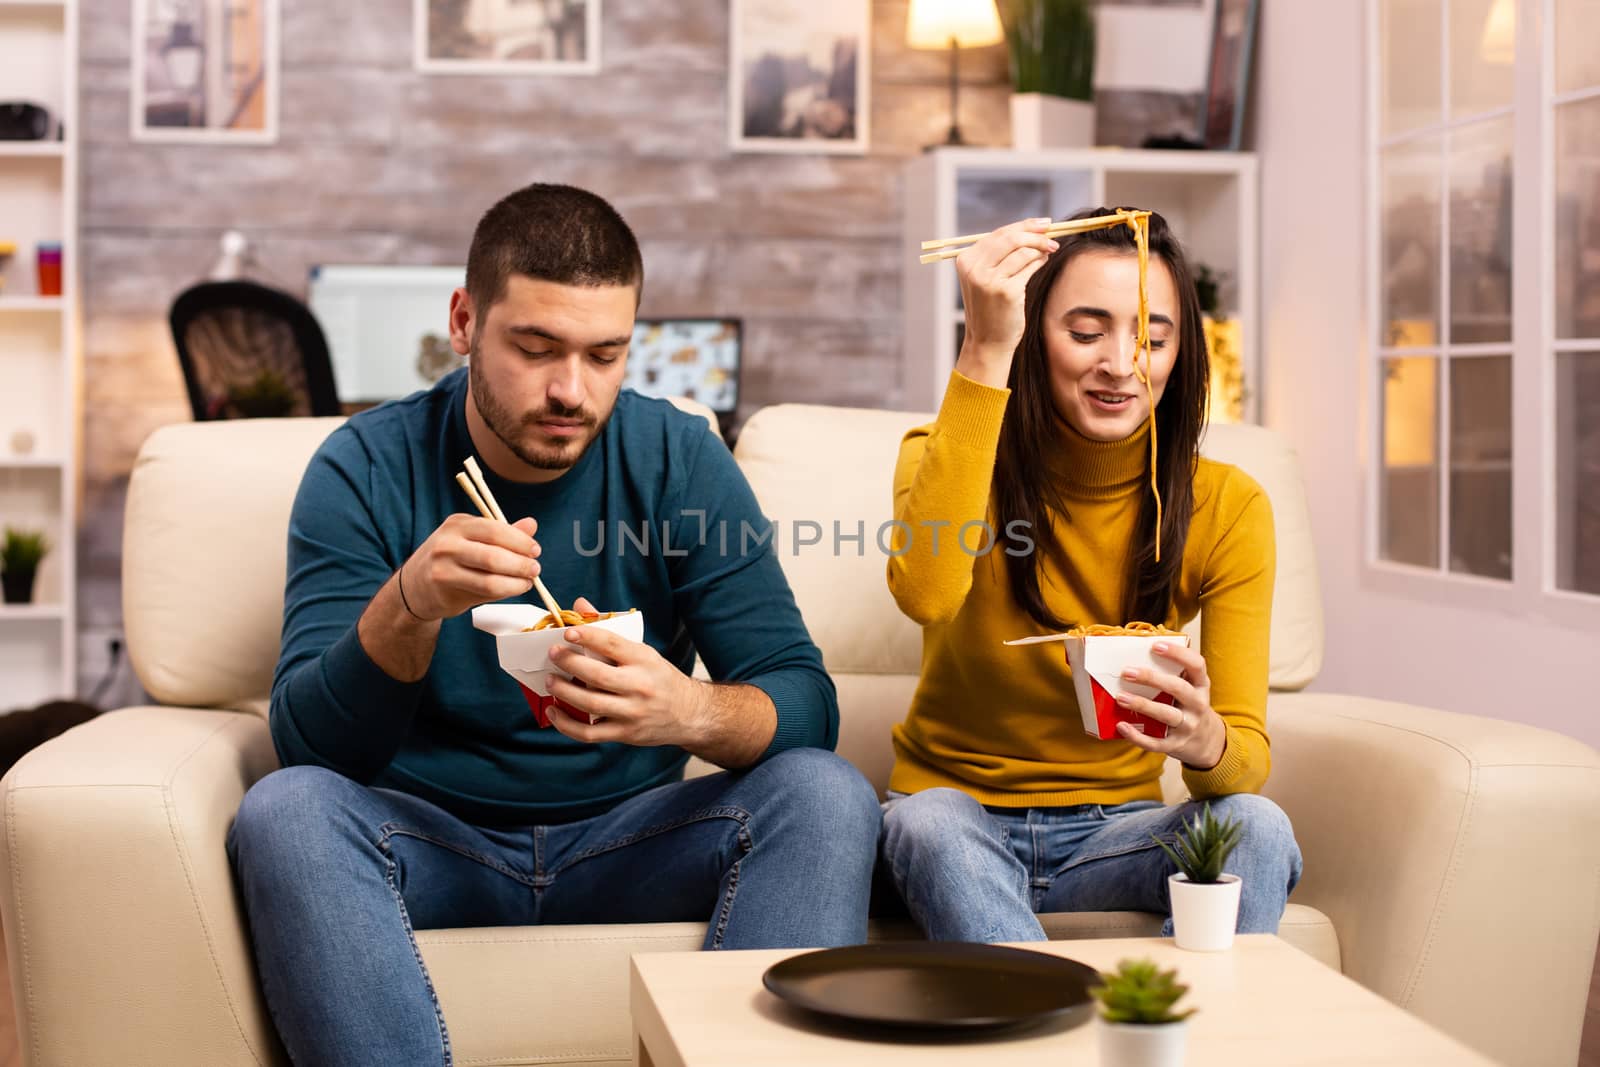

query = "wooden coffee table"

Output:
[[630, 934, 1494, 1066]]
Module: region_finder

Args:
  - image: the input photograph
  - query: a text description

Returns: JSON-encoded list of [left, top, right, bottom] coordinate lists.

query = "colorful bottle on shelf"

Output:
[[35, 241, 62, 297]]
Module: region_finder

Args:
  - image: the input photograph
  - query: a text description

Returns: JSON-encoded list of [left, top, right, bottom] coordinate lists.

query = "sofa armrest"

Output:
[[1266, 691, 1600, 1067], [0, 706, 283, 1067]]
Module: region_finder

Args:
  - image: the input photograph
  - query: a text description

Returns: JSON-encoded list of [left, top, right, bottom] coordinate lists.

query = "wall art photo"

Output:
[[132, 0, 279, 143], [730, 0, 870, 154]]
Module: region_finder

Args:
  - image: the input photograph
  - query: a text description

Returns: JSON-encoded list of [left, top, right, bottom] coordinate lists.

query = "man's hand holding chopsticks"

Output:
[[394, 514, 543, 622]]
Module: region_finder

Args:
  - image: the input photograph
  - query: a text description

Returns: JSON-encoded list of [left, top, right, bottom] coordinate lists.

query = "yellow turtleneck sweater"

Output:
[[886, 371, 1276, 807]]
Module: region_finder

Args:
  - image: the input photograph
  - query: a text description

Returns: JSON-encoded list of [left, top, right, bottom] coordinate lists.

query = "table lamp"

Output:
[[906, 0, 1005, 147]]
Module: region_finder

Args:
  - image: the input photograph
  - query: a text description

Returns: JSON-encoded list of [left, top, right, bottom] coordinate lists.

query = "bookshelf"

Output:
[[902, 148, 1260, 420], [0, 0, 78, 706]]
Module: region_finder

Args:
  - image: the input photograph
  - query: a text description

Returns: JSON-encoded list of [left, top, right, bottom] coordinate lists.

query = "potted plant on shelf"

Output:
[[1092, 957, 1195, 1067], [1155, 803, 1244, 951], [226, 368, 298, 418], [1195, 263, 1246, 423], [1, 526, 50, 605], [999, 0, 1096, 149]]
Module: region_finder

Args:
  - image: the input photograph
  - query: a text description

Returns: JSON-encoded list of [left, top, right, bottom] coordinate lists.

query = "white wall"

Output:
[[1255, 0, 1599, 749], [1096, 0, 1215, 93]]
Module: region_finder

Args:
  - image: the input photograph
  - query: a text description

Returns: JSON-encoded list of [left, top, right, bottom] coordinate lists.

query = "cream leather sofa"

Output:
[[3, 402, 1598, 1067]]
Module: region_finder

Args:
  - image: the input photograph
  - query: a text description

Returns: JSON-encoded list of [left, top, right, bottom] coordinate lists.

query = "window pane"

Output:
[[1556, 0, 1600, 94], [1449, 118, 1513, 344], [1448, 356, 1512, 579], [1555, 98, 1600, 339], [1556, 352, 1600, 594], [1451, 0, 1515, 116], [1382, 139, 1442, 347], [1383, 0, 1443, 136], [1382, 357, 1441, 567]]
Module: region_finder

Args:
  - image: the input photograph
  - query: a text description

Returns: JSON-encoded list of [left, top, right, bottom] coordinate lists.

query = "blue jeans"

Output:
[[226, 748, 880, 1067], [879, 788, 1302, 942]]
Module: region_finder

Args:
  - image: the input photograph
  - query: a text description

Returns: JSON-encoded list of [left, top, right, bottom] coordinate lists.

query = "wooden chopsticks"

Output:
[[917, 210, 1151, 264], [455, 456, 567, 625]]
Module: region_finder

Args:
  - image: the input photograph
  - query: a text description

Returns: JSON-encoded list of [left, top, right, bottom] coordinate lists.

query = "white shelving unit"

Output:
[[0, 0, 78, 707], [0, 142, 64, 158], [902, 148, 1260, 418]]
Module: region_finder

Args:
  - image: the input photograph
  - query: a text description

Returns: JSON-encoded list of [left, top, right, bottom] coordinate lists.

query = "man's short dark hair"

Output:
[[465, 183, 643, 316]]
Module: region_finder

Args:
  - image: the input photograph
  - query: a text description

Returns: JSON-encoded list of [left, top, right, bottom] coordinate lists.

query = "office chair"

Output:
[[169, 280, 341, 420]]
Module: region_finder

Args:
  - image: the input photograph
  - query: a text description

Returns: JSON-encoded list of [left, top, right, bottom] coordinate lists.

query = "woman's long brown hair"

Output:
[[995, 207, 1210, 630]]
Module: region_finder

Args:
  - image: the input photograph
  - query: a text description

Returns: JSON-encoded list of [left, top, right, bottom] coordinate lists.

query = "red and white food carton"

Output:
[[471, 604, 644, 728], [1003, 631, 1192, 740]]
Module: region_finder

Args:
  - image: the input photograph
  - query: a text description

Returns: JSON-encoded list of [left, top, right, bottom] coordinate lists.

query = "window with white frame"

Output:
[[1374, 0, 1515, 581], [1553, 0, 1600, 595], [1371, 0, 1599, 598]]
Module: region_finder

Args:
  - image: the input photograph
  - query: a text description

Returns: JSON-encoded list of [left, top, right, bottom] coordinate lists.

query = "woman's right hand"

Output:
[[953, 217, 1059, 388]]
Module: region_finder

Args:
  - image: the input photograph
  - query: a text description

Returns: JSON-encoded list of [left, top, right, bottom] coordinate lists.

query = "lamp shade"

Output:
[[163, 20, 203, 92], [906, 0, 1004, 50], [1479, 0, 1515, 64]]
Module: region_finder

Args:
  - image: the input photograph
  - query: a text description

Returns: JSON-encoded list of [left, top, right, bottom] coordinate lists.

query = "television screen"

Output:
[[624, 318, 741, 414]]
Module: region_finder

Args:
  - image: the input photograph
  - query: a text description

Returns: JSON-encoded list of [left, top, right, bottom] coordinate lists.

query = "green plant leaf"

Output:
[[1151, 803, 1244, 884], [1, 526, 50, 573], [1090, 958, 1197, 1025], [227, 368, 298, 419], [998, 0, 1096, 101]]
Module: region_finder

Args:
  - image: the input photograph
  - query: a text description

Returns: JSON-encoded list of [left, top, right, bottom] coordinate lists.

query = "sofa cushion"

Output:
[[732, 405, 929, 679], [124, 417, 345, 709], [831, 673, 917, 796], [1193, 422, 1324, 690]]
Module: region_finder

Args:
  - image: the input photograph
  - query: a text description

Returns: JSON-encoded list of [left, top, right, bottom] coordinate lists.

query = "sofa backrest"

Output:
[[124, 416, 345, 709], [733, 405, 1325, 691], [122, 400, 1322, 796], [732, 405, 1324, 795], [122, 399, 718, 710]]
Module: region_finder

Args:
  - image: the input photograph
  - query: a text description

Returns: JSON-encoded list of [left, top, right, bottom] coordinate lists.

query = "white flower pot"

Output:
[[1009, 92, 1095, 150], [1168, 873, 1241, 952], [1098, 1018, 1189, 1067]]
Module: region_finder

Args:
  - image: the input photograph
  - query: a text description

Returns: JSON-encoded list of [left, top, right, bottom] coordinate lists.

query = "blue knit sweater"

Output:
[[269, 368, 836, 825]]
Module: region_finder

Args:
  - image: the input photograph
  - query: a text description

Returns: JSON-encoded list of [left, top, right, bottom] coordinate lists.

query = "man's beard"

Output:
[[469, 351, 607, 472]]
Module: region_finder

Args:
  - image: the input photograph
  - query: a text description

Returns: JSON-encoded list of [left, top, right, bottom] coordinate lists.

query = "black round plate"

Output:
[[762, 942, 1099, 1033]]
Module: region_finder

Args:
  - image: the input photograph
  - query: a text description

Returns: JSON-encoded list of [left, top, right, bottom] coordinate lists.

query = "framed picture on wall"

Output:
[[131, 0, 279, 144], [1198, 0, 1260, 151], [729, 0, 870, 154], [415, 0, 601, 74]]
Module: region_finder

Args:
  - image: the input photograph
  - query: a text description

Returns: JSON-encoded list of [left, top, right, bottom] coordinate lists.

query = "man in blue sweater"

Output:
[[226, 183, 880, 1066]]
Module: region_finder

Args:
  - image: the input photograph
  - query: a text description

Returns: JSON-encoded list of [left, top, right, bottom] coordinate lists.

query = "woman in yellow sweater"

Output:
[[881, 208, 1301, 941]]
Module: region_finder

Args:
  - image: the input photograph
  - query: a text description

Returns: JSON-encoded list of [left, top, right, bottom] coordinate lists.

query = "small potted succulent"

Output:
[[1091, 957, 1195, 1067], [1194, 263, 1246, 423], [1, 526, 50, 604], [1154, 803, 1244, 951]]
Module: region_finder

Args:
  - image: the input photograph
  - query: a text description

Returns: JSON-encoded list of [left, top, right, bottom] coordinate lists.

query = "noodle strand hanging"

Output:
[[1117, 209, 1162, 565]]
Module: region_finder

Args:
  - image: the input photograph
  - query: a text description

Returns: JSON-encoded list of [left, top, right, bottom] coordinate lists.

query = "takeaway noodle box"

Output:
[[1003, 631, 1192, 741], [471, 604, 644, 728]]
